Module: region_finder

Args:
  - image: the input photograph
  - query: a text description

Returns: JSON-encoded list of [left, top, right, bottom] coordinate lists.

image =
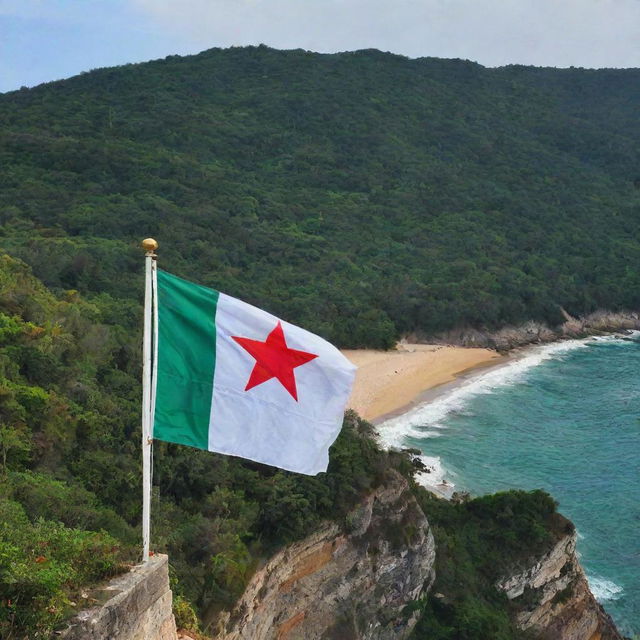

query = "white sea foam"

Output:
[[414, 454, 456, 497], [588, 575, 624, 602], [591, 334, 633, 344], [377, 339, 590, 450]]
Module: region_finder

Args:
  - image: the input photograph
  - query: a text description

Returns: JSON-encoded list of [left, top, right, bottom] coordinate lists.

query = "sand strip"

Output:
[[342, 343, 502, 422]]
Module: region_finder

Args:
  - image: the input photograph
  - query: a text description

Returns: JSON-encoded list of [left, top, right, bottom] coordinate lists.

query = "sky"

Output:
[[1, 0, 640, 93]]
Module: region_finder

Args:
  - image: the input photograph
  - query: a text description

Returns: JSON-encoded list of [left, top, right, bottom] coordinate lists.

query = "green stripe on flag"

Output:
[[154, 270, 219, 450]]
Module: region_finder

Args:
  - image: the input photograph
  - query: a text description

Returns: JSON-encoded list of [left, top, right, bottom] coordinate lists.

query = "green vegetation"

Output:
[[0, 253, 402, 635], [0, 496, 124, 637], [2, 47, 640, 348], [0, 46, 631, 636], [410, 488, 573, 640], [0, 255, 576, 637]]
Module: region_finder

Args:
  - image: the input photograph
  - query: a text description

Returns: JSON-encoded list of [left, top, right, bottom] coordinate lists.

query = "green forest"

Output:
[[0, 252, 567, 637], [2, 46, 640, 348], [1, 46, 638, 637]]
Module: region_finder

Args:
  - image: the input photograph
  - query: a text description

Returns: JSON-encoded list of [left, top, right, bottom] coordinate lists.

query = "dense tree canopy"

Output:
[[0, 47, 637, 636], [1, 46, 640, 348], [0, 252, 402, 636], [0, 255, 565, 638]]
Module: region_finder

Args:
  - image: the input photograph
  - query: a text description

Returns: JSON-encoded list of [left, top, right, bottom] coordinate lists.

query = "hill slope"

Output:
[[1, 47, 640, 347]]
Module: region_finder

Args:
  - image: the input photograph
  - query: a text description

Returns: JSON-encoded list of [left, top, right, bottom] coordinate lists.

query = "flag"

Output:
[[153, 270, 356, 475]]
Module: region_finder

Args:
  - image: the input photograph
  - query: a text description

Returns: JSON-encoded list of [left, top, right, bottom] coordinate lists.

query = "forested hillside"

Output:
[[0, 47, 638, 637], [0, 253, 570, 639], [1, 46, 640, 347], [0, 252, 407, 636]]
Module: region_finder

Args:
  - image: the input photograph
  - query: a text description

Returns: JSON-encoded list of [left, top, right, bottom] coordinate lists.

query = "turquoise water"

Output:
[[380, 337, 640, 635]]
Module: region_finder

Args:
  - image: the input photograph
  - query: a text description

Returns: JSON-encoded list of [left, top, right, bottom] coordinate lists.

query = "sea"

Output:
[[378, 335, 640, 636]]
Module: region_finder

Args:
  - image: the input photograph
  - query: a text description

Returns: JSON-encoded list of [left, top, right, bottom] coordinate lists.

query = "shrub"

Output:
[[173, 594, 200, 632], [0, 498, 126, 638]]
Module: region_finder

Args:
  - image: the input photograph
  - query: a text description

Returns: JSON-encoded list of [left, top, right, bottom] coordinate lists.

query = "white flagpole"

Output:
[[151, 256, 159, 433], [141, 238, 158, 563]]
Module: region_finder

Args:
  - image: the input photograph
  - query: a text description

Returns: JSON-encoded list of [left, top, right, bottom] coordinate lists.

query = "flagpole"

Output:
[[141, 237, 158, 563]]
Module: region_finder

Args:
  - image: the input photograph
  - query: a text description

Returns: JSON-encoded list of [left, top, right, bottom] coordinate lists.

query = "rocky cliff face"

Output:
[[216, 472, 435, 640], [54, 492, 625, 640], [410, 310, 640, 351], [496, 533, 623, 640], [214, 475, 624, 640]]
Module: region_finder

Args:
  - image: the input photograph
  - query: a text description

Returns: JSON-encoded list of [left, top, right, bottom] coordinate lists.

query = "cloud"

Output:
[[0, 0, 98, 21], [0, 0, 180, 92], [131, 0, 640, 68]]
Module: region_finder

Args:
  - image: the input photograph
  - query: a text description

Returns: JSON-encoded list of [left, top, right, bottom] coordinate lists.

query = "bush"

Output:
[[411, 488, 566, 639], [173, 594, 200, 632], [10, 471, 136, 544], [0, 498, 126, 638]]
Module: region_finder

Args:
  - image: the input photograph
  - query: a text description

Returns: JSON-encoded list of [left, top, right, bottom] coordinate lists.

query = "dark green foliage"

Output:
[[0, 256, 398, 633], [10, 471, 136, 543], [0, 497, 125, 638], [0, 257, 580, 636], [0, 47, 631, 635], [2, 47, 640, 347], [410, 488, 571, 640], [551, 584, 574, 606]]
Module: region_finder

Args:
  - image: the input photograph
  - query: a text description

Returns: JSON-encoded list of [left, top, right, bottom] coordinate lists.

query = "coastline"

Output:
[[364, 331, 636, 498], [343, 333, 633, 497], [346, 333, 637, 635], [369, 354, 512, 425], [344, 324, 640, 425], [342, 343, 502, 422]]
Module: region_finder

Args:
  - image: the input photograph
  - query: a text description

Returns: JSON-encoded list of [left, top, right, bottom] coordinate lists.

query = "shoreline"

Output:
[[369, 354, 512, 425], [352, 332, 637, 634], [366, 331, 636, 499], [346, 327, 640, 425], [342, 344, 502, 422]]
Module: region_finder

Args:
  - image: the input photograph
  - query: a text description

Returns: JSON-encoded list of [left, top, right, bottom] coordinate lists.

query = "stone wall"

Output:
[[59, 553, 177, 640]]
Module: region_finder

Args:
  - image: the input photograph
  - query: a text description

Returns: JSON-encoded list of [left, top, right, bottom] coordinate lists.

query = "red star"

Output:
[[231, 322, 318, 401]]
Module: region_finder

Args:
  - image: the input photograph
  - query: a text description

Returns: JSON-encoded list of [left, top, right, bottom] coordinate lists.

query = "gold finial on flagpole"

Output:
[[142, 238, 158, 254]]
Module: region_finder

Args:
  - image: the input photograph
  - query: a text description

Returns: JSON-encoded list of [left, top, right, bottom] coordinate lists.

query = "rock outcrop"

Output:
[[59, 553, 177, 640], [217, 471, 435, 640], [53, 493, 626, 640], [410, 310, 640, 351], [496, 533, 623, 640]]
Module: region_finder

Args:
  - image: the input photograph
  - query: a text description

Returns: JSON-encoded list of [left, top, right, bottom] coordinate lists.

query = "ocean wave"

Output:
[[414, 454, 456, 497], [589, 333, 639, 345], [377, 339, 590, 449], [588, 575, 624, 602]]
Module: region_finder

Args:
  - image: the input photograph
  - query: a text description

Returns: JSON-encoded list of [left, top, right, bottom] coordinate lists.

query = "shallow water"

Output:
[[379, 336, 640, 635]]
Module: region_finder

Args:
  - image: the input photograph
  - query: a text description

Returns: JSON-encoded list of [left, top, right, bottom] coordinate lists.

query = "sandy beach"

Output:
[[342, 343, 502, 422]]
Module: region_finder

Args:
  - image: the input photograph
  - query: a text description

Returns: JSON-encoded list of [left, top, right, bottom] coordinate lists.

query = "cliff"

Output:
[[53, 489, 626, 640], [216, 472, 435, 640], [214, 485, 624, 640], [497, 533, 623, 640]]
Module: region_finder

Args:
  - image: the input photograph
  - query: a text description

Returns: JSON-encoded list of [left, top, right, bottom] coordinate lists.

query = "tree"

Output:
[[0, 423, 30, 477]]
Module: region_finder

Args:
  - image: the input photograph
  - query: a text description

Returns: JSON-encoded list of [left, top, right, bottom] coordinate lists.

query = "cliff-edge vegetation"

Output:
[[0, 254, 585, 639]]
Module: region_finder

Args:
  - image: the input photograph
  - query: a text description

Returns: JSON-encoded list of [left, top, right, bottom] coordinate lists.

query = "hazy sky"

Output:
[[2, 0, 640, 93]]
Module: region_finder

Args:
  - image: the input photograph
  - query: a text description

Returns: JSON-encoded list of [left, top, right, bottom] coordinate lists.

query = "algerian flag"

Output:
[[153, 270, 356, 475]]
